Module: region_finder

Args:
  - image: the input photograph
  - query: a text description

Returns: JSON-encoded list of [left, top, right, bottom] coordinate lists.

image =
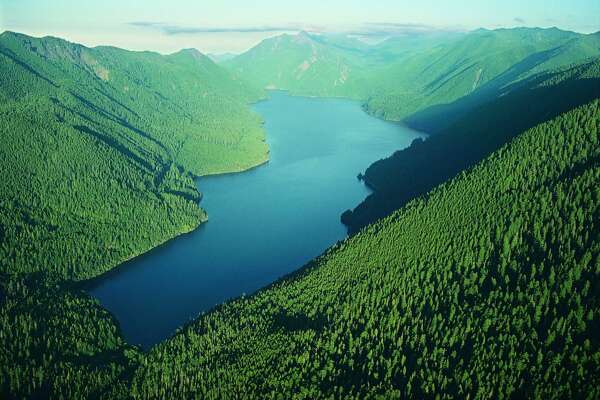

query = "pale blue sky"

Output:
[[1, 0, 599, 53]]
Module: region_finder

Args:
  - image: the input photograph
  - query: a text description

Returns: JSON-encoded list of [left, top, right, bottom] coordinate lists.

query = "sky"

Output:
[[1, 0, 599, 54]]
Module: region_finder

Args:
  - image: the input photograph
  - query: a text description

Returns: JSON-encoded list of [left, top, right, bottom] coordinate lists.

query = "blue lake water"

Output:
[[88, 91, 425, 348]]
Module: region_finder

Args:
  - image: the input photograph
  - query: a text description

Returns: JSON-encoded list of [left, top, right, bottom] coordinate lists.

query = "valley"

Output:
[[87, 91, 424, 348], [1, 24, 599, 399]]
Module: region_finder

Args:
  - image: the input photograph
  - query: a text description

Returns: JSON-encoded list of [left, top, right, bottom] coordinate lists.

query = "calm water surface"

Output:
[[89, 91, 425, 348]]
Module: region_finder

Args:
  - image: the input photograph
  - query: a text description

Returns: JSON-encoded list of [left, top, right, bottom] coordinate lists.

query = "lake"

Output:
[[88, 91, 425, 348]]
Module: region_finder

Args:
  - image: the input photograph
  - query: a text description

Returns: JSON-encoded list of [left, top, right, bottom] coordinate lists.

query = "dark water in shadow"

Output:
[[89, 91, 425, 348]]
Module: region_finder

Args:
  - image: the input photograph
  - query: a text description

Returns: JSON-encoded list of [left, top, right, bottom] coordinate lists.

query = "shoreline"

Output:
[[75, 220, 203, 352], [194, 156, 270, 180], [78, 216, 204, 291], [79, 87, 424, 292], [77, 143, 272, 351], [78, 91, 425, 351], [80, 153, 271, 292], [263, 88, 428, 134]]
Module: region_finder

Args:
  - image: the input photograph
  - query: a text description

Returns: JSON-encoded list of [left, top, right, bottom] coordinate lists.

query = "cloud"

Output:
[[128, 21, 311, 35], [514, 17, 526, 24], [347, 22, 461, 38], [127, 21, 458, 39], [128, 22, 162, 28]]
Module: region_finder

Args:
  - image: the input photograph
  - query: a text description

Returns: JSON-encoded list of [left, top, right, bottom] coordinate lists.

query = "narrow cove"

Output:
[[88, 91, 426, 348]]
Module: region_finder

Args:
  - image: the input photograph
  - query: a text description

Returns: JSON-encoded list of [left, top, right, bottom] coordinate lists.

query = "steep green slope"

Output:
[[0, 31, 267, 280], [0, 32, 267, 399], [1, 32, 268, 176], [224, 31, 370, 98], [342, 59, 600, 233], [1, 274, 139, 398], [369, 31, 465, 64], [132, 100, 600, 399], [227, 28, 600, 131], [364, 28, 600, 125]]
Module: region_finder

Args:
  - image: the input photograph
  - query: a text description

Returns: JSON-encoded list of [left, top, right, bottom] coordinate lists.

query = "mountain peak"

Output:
[[292, 30, 315, 44], [179, 48, 204, 57], [172, 48, 212, 63], [0, 30, 35, 41]]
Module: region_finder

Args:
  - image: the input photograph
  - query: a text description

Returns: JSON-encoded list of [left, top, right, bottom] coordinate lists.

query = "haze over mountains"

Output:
[[225, 28, 600, 123], [1, 24, 599, 399], [223, 27, 600, 232]]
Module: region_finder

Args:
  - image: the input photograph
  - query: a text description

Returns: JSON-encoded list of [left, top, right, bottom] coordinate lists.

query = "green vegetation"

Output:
[[1, 274, 137, 398], [132, 99, 600, 399], [227, 29, 600, 236], [0, 31, 267, 398], [2, 29, 600, 399], [364, 28, 600, 126], [225, 28, 600, 129], [342, 58, 600, 233], [224, 31, 373, 98], [0, 30, 268, 279]]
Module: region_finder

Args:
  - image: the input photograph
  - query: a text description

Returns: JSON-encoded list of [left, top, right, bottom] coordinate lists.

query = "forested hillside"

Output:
[[402, 29, 600, 132], [364, 28, 600, 126], [342, 58, 600, 233], [132, 99, 600, 399], [224, 31, 373, 98], [0, 31, 267, 398], [225, 28, 600, 129], [0, 30, 268, 280]]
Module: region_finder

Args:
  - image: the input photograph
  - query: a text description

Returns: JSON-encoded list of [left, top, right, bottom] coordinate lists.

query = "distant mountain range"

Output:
[[225, 28, 600, 127], [223, 31, 372, 97], [223, 27, 600, 233]]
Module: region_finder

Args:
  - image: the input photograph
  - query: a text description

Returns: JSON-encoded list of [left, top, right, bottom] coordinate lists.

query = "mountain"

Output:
[[227, 28, 600, 129], [363, 27, 600, 125], [208, 52, 238, 63], [342, 58, 600, 233], [0, 31, 268, 281], [0, 31, 271, 398], [401, 28, 600, 132], [224, 31, 371, 98], [367, 31, 466, 64], [2, 29, 600, 399], [337, 28, 600, 233], [132, 98, 600, 399]]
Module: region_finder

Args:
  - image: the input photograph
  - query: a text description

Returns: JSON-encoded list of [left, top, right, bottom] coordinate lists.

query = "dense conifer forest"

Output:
[[342, 59, 600, 233], [0, 31, 266, 398], [1, 28, 599, 399], [134, 99, 600, 399], [0, 30, 268, 280]]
